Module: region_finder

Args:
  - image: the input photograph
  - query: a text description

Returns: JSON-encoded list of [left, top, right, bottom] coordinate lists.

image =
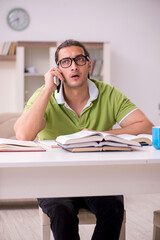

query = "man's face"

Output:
[[58, 46, 91, 89]]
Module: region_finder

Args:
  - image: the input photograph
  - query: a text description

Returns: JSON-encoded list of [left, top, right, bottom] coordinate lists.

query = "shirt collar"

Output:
[[55, 79, 99, 106]]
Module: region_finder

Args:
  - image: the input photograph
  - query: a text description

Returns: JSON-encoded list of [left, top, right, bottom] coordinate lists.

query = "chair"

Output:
[[0, 112, 21, 139], [39, 207, 126, 240], [153, 210, 160, 240]]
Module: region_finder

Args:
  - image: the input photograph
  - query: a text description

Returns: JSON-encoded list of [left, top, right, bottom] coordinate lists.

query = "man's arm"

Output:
[[106, 109, 154, 135], [14, 67, 64, 141]]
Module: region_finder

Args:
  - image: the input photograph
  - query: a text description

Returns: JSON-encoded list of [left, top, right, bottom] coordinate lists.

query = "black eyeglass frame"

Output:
[[57, 54, 90, 68]]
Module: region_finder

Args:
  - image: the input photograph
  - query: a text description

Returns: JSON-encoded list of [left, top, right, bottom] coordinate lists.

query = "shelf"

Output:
[[24, 73, 44, 77], [0, 55, 16, 61], [83, 42, 108, 49], [17, 41, 57, 48]]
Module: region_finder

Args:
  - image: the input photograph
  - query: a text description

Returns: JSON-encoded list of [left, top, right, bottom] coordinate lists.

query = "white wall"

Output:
[[0, 0, 160, 124]]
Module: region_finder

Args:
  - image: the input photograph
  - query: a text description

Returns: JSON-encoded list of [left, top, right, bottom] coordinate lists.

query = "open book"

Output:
[[0, 138, 45, 152], [55, 130, 142, 152], [117, 134, 152, 146]]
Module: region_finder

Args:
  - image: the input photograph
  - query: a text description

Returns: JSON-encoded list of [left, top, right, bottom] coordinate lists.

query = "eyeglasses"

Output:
[[57, 54, 90, 68]]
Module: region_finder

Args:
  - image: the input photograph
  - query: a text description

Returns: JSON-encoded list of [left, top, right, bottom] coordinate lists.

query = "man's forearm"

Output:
[[14, 86, 53, 141], [106, 120, 154, 135]]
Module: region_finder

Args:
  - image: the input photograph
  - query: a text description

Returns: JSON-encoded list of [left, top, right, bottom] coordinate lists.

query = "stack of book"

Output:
[[54, 130, 152, 152], [91, 59, 103, 77], [0, 42, 16, 56]]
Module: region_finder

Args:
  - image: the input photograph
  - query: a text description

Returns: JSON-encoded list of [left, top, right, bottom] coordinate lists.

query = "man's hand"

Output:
[[44, 67, 64, 92]]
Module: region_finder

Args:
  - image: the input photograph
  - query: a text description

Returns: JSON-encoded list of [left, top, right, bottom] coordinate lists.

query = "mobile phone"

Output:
[[54, 65, 61, 93], [55, 77, 61, 93]]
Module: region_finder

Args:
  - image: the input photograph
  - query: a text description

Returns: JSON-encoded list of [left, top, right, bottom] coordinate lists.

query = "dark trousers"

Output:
[[38, 195, 124, 240]]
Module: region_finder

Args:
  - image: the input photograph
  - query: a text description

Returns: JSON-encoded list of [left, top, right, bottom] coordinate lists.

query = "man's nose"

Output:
[[71, 60, 78, 69]]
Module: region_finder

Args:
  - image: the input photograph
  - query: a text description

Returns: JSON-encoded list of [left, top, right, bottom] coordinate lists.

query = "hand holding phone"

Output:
[[44, 66, 63, 93]]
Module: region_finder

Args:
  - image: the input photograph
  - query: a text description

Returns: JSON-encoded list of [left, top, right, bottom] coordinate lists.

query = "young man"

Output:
[[14, 39, 153, 240]]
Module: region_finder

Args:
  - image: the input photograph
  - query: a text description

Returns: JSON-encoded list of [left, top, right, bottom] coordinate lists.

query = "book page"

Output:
[[0, 138, 45, 152], [117, 134, 152, 141], [0, 138, 39, 147], [56, 130, 103, 144], [117, 134, 152, 145], [102, 134, 141, 147], [0, 144, 45, 152]]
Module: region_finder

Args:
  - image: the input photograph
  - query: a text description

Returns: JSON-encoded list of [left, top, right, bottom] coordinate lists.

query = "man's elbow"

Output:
[[14, 125, 33, 141], [14, 130, 29, 141]]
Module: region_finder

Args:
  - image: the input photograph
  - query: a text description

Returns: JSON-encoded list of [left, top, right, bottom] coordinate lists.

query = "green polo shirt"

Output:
[[24, 79, 137, 140]]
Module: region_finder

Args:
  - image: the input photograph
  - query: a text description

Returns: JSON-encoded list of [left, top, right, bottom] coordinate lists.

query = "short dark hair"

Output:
[[55, 39, 90, 64]]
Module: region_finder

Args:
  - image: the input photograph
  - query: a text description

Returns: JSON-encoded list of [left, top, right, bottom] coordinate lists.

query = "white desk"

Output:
[[0, 146, 160, 199]]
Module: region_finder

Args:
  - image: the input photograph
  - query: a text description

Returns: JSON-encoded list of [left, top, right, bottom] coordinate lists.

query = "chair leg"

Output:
[[41, 225, 50, 240], [39, 207, 51, 240], [119, 218, 125, 240], [153, 225, 160, 240]]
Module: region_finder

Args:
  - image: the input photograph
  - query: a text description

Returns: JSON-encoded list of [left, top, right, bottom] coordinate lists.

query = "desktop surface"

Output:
[[0, 146, 160, 168], [0, 146, 160, 199]]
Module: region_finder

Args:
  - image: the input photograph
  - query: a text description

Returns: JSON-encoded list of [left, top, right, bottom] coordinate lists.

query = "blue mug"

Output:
[[152, 126, 160, 150]]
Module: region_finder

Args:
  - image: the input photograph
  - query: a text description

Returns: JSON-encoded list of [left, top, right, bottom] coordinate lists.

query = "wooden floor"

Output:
[[0, 194, 160, 240]]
